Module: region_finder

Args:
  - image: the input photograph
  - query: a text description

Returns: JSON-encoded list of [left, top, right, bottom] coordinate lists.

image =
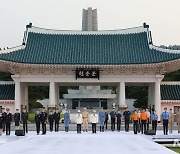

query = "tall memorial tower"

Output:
[[82, 7, 98, 31]]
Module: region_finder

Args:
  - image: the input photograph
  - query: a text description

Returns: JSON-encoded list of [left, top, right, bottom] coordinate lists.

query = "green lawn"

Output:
[[168, 147, 180, 153]]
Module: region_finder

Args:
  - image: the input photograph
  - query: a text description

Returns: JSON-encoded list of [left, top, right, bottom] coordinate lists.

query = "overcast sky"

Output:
[[0, 0, 180, 48]]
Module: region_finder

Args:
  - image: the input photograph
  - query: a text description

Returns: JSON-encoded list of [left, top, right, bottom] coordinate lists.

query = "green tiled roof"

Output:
[[0, 84, 15, 100], [161, 84, 180, 100], [0, 27, 180, 65]]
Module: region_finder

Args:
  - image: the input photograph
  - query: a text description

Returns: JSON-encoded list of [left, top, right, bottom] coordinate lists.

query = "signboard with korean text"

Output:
[[76, 69, 99, 79]]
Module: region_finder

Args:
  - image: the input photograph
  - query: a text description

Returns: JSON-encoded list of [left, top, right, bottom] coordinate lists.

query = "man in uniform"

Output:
[[146, 108, 150, 130], [123, 107, 131, 132], [35, 110, 41, 135], [5, 108, 12, 135], [82, 107, 89, 132], [64, 109, 70, 132], [177, 108, 180, 133], [54, 108, 60, 132], [151, 110, 158, 134], [48, 110, 54, 132], [110, 109, 116, 131], [169, 109, 174, 134], [161, 107, 169, 135], [21, 108, 28, 134], [14, 109, 20, 130], [116, 110, 122, 132], [41, 107, 47, 135], [99, 108, 105, 132], [2, 108, 7, 132], [104, 109, 109, 130]]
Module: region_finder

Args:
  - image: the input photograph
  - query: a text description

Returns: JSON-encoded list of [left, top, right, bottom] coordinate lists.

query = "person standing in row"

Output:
[[41, 107, 47, 135], [54, 109, 60, 132], [169, 109, 174, 134], [116, 110, 122, 132], [177, 108, 180, 133], [82, 108, 89, 132], [0, 113, 3, 135], [104, 110, 109, 130], [35, 110, 41, 135], [64, 109, 70, 132], [151, 110, 158, 134], [110, 109, 116, 131], [137, 109, 141, 133], [123, 108, 131, 132], [76, 110, 83, 134], [146, 108, 150, 131], [21, 108, 28, 134], [99, 108, 105, 132], [140, 109, 147, 134], [162, 107, 169, 135], [2, 108, 7, 132], [48, 111, 54, 132], [91, 110, 98, 134], [6, 108, 12, 135], [14, 109, 20, 130], [132, 110, 139, 134]]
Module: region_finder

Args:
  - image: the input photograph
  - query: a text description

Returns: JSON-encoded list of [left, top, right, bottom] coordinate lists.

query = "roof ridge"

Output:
[[161, 82, 180, 85], [28, 26, 147, 35], [0, 81, 15, 85], [0, 45, 25, 54], [149, 45, 180, 54]]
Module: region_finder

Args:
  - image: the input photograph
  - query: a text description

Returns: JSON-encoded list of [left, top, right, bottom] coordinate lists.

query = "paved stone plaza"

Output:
[[0, 131, 176, 154]]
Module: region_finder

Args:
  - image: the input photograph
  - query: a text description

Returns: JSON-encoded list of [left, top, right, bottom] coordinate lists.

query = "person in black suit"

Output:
[[54, 109, 60, 132], [21, 108, 28, 134], [41, 107, 47, 135], [48, 111, 54, 132], [14, 109, 20, 130], [35, 110, 41, 135], [110, 109, 116, 131], [123, 107, 131, 132], [104, 110, 109, 130], [2, 108, 7, 132], [5, 108, 12, 135], [0, 112, 3, 135]]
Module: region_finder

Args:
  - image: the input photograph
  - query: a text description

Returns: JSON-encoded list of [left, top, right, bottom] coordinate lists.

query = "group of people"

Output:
[[1, 106, 180, 136]]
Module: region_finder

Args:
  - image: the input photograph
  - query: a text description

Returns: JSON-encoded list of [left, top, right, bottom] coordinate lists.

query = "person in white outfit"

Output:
[[146, 108, 150, 130], [91, 110, 98, 133], [76, 110, 83, 134]]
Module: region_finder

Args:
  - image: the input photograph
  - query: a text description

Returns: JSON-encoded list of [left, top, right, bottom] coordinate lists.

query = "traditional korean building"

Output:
[[0, 8, 180, 119]]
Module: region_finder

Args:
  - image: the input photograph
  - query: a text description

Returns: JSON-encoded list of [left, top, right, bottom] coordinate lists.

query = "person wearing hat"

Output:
[[54, 108, 60, 132], [169, 109, 174, 134], [5, 108, 12, 135], [91, 110, 98, 134], [161, 107, 170, 135], [64, 109, 70, 132], [48, 110, 54, 132], [21, 108, 28, 134], [82, 107, 89, 132], [41, 107, 47, 135], [0, 112, 3, 135], [116, 110, 122, 132], [76, 110, 83, 134], [151, 110, 158, 134], [2, 108, 7, 132], [99, 108, 105, 132], [177, 108, 180, 133], [35, 110, 41, 135], [14, 109, 20, 130]]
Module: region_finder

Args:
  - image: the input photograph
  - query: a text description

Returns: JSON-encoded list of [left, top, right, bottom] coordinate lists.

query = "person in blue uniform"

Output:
[[161, 107, 169, 135], [5, 108, 12, 135], [64, 109, 70, 132], [21, 108, 28, 134], [54, 109, 60, 132], [14, 109, 20, 130], [99, 108, 105, 132], [48, 111, 54, 132], [123, 107, 131, 132], [151, 110, 158, 134], [35, 110, 41, 135], [104, 110, 109, 130], [41, 107, 47, 135], [110, 109, 116, 131], [116, 110, 122, 132]]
